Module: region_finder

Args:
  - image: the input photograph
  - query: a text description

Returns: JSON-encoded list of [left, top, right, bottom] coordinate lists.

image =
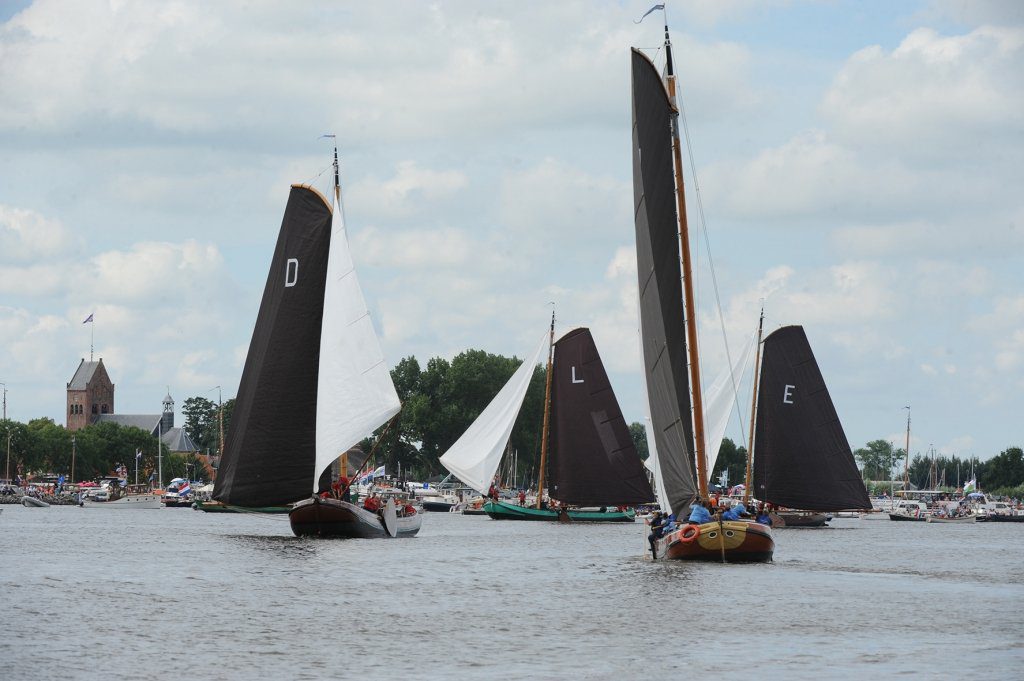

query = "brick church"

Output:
[[66, 358, 199, 455]]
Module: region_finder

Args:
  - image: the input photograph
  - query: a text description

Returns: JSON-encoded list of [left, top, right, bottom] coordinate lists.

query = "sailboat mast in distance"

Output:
[[903, 406, 911, 489], [743, 307, 765, 505], [535, 309, 556, 509]]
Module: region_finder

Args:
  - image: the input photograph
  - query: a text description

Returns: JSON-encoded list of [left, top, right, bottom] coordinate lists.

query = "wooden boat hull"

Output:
[[926, 515, 976, 523], [484, 500, 635, 522], [421, 500, 456, 512], [21, 496, 50, 508], [656, 520, 774, 562], [770, 511, 829, 527], [83, 494, 161, 509], [193, 500, 291, 514], [888, 512, 926, 521], [982, 514, 1024, 523], [289, 497, 422, 538]]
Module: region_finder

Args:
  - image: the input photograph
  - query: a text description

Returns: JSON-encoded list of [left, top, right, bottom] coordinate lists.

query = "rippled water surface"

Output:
[[3, 506, 1022, 680]]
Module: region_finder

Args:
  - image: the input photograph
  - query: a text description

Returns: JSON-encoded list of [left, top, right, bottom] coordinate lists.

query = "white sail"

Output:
[[439, 333, 547, 495], [313, 192, 401, 491], [703, 334, 755, 482]]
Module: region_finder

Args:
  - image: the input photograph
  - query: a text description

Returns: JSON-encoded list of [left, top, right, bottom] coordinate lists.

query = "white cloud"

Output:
[[0, 204, 80, 262], [821, 26, 1024, 158], [348, 161, 468, 219]]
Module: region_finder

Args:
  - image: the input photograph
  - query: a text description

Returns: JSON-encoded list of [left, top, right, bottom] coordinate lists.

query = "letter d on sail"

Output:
[[285, 258, 299, 287]]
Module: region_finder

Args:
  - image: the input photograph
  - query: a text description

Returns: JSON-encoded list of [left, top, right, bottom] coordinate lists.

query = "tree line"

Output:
[[5, 348, 1021, 498], [855, 439, 1024, 496], [0, 417, 201, 484]]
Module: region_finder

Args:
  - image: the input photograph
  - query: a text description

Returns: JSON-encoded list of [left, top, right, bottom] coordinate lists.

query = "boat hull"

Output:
[[888, 512, 926, 521], [770, 511, 829, 527], [21, 496, 50, 508], [83, 494, 161, 509], [421, 500, 456, 512], [982, 514, 1024, 523], [289, 498, 422, 538], [656, 520, 774, 563], [193, 500, 291, 514], [484, 500, 635, 522], [926, 515, 976, 523]]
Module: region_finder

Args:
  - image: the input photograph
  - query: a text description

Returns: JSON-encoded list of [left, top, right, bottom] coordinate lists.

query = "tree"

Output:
[[710, 437, 747, 488], [855, 440, 900, 481], [182, 396, 217, 453], [629, 422, 648, 460], [980, 447, 1024, 491]]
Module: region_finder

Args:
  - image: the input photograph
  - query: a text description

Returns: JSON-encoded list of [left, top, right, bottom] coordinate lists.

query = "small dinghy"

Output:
[[21, 496, 50, 508]]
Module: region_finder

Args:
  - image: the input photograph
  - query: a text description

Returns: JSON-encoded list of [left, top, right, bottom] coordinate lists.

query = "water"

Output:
[[2, 506, 1021, 680]]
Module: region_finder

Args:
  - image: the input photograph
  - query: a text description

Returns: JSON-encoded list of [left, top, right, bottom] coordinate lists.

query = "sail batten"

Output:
[[631, 48, 699, 517], [548, 328, 655, 506], [752, 325, 871, 511]]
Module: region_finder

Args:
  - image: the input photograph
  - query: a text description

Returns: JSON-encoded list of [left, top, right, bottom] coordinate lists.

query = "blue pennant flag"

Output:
[[635, 4, 665, 24]]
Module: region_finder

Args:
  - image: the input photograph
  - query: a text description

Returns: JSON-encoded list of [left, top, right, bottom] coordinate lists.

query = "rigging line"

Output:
[[676, 86, 744, 448]]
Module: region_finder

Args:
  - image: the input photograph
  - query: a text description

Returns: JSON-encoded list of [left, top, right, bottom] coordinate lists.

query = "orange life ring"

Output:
[[679, 524, 700, 543]]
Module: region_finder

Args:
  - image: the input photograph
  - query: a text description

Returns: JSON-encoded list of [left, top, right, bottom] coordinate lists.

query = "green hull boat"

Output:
[[193, 500, 291, 514], [484, 500, 635, 522]]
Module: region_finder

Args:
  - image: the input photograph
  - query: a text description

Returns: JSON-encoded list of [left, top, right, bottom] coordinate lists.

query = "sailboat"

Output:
[[439, 317, 655, 522], [748, 324, 872, 526], [212, 144, 421, 539], [631, 25, 773, 561]]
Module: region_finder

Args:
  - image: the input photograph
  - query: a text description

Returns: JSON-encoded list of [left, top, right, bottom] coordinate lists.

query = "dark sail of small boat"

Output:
[[214, 185, 334, 507], [547, 328, 655, 506], [631, 48, 698, 516], [753, 325, 871, 511]]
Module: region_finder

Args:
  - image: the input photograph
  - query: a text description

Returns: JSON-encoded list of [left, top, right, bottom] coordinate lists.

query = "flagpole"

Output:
[[90, 318, 94, 362]]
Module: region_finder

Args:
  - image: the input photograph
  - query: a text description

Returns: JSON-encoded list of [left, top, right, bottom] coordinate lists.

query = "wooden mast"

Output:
[[535, 309, 556, 509], [663, 23, 709, 499], [742, 307, 764, 506]]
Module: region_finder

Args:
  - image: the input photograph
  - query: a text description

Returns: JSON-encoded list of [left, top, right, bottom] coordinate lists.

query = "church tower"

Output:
[[67, 358, 115, 431], [161, 392, 174, 433]]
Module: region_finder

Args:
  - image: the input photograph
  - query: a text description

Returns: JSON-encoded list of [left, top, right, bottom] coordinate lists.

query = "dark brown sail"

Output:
[[631, 48, 698, 516], [214, 185, 333, 507], [752, 326, 871, 511], [547, 328, 654, 506]]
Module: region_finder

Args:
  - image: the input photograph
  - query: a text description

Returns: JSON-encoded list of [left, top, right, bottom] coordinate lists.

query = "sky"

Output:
[[0, 0, 1021, 463]]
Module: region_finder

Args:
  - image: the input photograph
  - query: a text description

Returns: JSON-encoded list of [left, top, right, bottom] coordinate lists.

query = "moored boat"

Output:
[[83, 492, 161, 509], [926, 514, 976, 523]]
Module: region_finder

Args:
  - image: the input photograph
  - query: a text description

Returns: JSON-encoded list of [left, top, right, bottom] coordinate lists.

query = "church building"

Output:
[[65, 359, 199, 454]]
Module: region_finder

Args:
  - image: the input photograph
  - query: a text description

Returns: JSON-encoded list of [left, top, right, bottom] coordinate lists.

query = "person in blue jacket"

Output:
[[687, 499, 712, 525], [722, 501, 749, 521]]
